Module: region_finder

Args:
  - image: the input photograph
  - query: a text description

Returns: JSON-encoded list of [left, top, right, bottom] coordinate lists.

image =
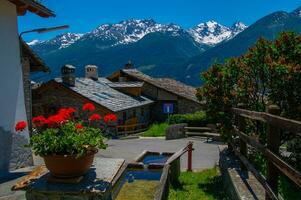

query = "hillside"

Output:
[[177, 7, 301, 86]]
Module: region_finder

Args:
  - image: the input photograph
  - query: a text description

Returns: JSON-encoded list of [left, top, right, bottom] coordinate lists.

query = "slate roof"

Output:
[[108, 82, 144, 88], [21, 40, 49, 72], [55, 77, 153, 112], [121, 69, 199, 103]]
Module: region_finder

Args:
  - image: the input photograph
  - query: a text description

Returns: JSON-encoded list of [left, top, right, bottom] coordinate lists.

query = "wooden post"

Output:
[[187, 142, 193, 172], [170, 158, 181, 188], [238, 103, 247, 171], [266, 105, 281, 200]]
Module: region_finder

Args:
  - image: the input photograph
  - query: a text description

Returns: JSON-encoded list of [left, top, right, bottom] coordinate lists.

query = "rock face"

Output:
[[165, 123, 187, 140]]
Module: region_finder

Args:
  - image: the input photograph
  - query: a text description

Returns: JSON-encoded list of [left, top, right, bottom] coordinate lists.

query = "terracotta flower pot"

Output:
[[43, 151, 97, 178]]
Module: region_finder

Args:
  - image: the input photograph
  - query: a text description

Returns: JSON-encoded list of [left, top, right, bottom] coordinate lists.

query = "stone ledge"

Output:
[[219, 145, 265, 200]]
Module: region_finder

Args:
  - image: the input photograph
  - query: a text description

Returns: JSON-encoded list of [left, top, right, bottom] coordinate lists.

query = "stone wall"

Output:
[[32, 83, 151, 126], [165, 123, 187, 140], [141, 82, 158, 99], [177, 97, 203, 114], [0, 127, 33, 173], [151, 101, 178, 122], [22, 58, 32, 130], [33, 84, 111, 118]]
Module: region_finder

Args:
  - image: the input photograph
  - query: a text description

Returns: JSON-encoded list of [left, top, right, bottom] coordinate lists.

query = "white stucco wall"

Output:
[[0, 1, 28, 133], [0, 0, 31, 172]]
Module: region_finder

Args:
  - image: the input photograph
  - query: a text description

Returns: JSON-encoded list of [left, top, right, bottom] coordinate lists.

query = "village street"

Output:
[[98, 137, 221, 171]]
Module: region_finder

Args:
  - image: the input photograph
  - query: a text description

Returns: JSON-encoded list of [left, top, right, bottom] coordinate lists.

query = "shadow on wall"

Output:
[[0, 127, 12, 174], [0, 127, 33, 174]]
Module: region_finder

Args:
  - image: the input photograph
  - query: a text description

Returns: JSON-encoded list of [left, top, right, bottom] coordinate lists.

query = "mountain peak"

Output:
[[291, 6, 301, 17], [88, 18, 184, 46], [29, 19, 247, 49], [231, 21, 247, 33], [188, 20, 247, 45], [29, 32, 84, 49], [27, 39, 40, 46]]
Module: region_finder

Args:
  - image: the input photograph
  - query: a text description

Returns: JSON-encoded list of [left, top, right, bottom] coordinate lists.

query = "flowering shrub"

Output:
[[15, 103, 118, 158], [197, 31, 301, 170], [198, 32, 301, 131]]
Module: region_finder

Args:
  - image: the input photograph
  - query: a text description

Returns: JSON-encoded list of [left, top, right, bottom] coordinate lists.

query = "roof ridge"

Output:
[[121, 69, 199, 103]]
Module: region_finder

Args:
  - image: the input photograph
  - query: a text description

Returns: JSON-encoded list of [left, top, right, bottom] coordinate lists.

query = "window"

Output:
[[141, 107, 144, 116], [123, 112, 127, 122], [133, 109, 136, 117]]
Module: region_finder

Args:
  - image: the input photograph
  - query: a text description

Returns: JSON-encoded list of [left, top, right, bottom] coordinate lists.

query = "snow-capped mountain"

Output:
[[29, 19, 247, 50], [28, 32, 83, 49], [82, 19, 184, 46], [188, 20, 247, 45], [231, 21, 248, 34]]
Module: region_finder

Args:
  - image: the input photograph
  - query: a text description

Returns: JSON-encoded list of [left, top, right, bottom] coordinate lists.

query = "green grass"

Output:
[[141, 123, 168, 137], [168, 167, 230, 200], [280, 175, 301, 200]]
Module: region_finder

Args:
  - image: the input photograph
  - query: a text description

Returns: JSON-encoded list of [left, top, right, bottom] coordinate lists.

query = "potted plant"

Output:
[[15, 103, 117, 178]]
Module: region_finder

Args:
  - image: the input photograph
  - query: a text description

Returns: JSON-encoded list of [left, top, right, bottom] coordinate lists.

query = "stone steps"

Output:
[[184, 127, 212, 132], [185, 132, 220, 137]]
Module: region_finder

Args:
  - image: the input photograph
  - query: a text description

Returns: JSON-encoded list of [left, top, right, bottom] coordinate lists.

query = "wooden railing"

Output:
[[231, 105, 301, 200], [116, 122, 149, 135]]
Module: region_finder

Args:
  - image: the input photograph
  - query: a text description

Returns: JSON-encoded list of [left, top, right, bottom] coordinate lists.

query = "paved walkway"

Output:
[[98, 137, 221, 171]]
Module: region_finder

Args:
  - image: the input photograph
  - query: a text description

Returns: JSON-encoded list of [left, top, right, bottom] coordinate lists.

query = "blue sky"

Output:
[[19, 0, 301, 42]]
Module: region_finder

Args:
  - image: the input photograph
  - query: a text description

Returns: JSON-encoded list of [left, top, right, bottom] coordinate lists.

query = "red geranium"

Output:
[[103, 114, 117, 123], [75, 123, 84, 129], [58, 107, 76, 120], [89, 114, 101, 121], [67, 107, 76, 114], [15, 121, 27, 132], [32, 115, 46, 128], [45, 114, 66, 128], [82, 103, 95, 111]]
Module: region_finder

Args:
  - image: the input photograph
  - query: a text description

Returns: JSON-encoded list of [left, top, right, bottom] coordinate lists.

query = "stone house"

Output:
[[21, 41, 50, 130], [0, 0, 54, 172], [32, 65, 154, 134], [108, 63, 203, 122]]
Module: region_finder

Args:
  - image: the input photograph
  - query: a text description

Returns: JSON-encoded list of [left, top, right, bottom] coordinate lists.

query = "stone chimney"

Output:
[[61, 64, 76, 86], [124, 60, 134, 69], [85, 65, 98, 80]]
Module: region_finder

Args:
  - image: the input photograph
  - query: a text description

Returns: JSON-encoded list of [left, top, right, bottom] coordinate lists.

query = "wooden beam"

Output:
[[17, 7, 27, 16], [166, 142, 192, 165], [266, 105, 281, 200], [264, 114, 301, 136], [232, 107, 301, 136], [232, 108, 266, 122], [233, 127, 301, 188], [9, 0, 55, 18]]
